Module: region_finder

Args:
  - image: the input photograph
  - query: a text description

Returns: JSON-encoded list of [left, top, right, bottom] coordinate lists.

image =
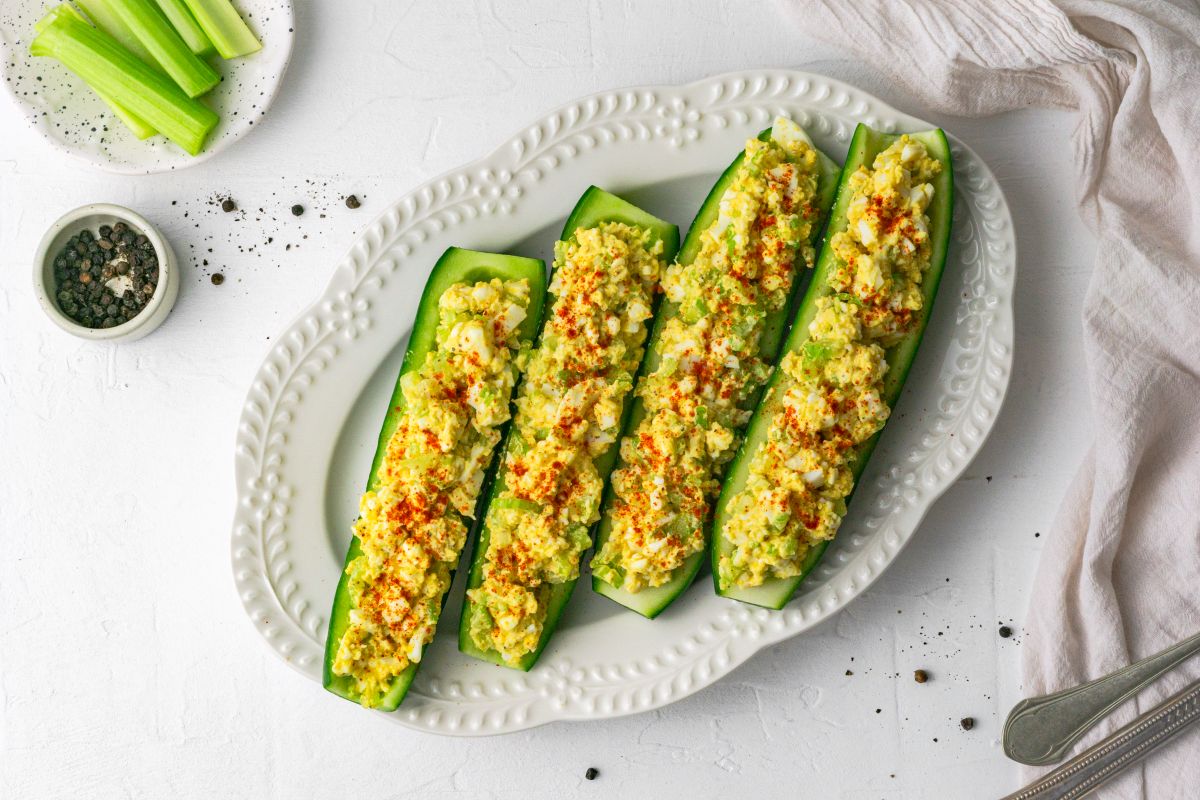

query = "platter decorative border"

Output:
[[231, 70, 1015, 734]]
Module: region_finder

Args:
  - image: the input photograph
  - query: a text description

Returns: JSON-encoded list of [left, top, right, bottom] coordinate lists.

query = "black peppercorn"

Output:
[[291, 204, 304, 216], [52, 223, 159, 330]]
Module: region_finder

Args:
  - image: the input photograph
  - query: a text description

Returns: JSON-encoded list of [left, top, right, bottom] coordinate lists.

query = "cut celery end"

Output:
[[31, 6, 218, 155], [179, 0, 261, 59], [108, 0, 219, 97], [73, 0, 158, 68], [153, 0, 214, 56], [95, 90, 157, 139]]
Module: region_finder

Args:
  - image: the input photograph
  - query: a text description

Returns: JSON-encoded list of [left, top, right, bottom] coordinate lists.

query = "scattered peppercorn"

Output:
[[961, 717, 975, 730], [49, 223, 159, 329], [211, 273, 225, 285], [999, 625, 1013, 638], [291, 204, 304, 216], [584, 768, 598, 781], [914, 669, 929, 683], [345, 194, 361, 209], [221, 198, 237, 213]]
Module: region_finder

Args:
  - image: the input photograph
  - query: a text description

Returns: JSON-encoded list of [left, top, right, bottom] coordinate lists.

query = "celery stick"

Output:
[[107, 0, 220, 98], [74, 0, 159, 67], [44, 4, 158, 138], [31, 6, 218, 155], [153, 0, 214, 56], [95, 90, 157, 139], [179, 0, 260, 59]]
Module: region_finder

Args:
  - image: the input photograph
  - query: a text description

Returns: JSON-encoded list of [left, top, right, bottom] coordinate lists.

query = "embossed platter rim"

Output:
[[231, 69, 1015, 735]]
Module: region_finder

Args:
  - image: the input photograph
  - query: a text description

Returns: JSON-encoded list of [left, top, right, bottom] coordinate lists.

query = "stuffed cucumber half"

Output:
[[713, 124, 954, 609], [459, 187, 679, 670], [323, 247, 547, 709], [588, 117, 841, 619]]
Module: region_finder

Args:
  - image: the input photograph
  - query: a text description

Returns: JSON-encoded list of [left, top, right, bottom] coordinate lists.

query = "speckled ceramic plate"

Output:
[[0, 0, 293, 174], [231, 70, 1015, 735]]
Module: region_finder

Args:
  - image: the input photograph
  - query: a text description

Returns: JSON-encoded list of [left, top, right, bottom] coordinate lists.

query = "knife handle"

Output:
[[1001, 677, 1200, 800], [1004, 629, 1200, 765]]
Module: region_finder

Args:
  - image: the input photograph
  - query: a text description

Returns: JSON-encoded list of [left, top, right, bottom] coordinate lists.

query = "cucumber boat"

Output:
[[459, 187, 680, 670], [713, 124, 954, 610], [589, 120, 842, 619], [323, 247, 547, 709]]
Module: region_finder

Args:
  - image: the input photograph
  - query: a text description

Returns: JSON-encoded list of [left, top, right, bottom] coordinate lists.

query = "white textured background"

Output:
[[0, 1, 1092, 798]]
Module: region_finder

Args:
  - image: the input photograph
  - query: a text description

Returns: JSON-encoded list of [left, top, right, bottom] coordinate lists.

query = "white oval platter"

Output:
[[231, 69, 1015, 735], [0, 0, 294, 174]]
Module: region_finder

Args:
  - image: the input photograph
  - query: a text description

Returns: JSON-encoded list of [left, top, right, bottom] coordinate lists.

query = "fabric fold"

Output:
[[778, 1, 1200, 796]]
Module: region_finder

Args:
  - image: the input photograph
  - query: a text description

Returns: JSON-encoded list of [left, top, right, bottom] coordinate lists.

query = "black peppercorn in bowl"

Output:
[[32, 204, 179, 342]]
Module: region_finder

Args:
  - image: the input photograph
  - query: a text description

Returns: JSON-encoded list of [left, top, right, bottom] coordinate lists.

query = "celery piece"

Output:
[[74, 0, 159, 67], [178, 0, 260, 59], [107, 0, 220, 98], [153, 0, 214, 56], [42, 5, 157, 138], [95, 90, 157, 139], [31, 5, 218, 155]]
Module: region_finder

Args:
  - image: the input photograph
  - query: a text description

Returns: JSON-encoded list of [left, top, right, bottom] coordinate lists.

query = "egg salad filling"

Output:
[[332, 278, 532, 705], [467, 223, 666, 663], [717, 136, 941, 590], [590, 118, 823, 593]]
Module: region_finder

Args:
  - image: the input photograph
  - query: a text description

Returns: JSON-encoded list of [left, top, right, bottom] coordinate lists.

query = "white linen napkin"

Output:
[[777, 0, 1200, 795]]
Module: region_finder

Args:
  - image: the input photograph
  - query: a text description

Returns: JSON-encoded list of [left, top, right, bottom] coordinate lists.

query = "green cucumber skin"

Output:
[[590, 127, 843, 619], [713, 124, 955, 610], [322, 247, 548, 710], [458, 187, 681, 670]]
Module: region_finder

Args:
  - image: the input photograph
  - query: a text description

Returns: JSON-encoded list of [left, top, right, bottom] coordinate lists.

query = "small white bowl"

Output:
[[33, 204, 179, 342]]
